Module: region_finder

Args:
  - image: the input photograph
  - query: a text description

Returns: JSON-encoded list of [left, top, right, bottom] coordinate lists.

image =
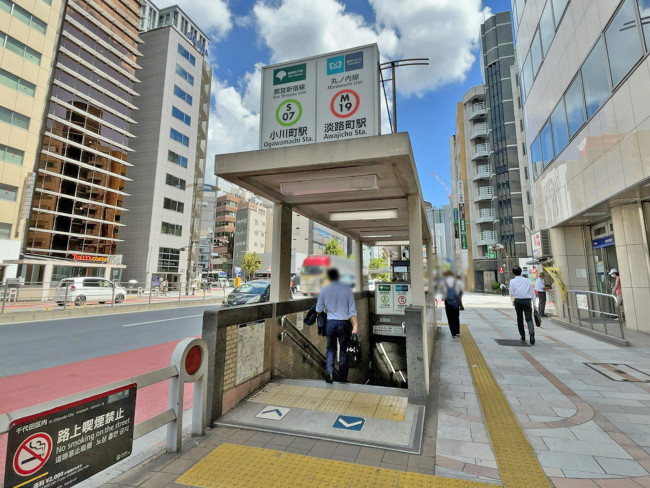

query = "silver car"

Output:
[[53, 277, 127, 306]]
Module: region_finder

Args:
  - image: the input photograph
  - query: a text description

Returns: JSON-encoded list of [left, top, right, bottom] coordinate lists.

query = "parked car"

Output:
[[223, 280, 270, 307], [54, 277, 127, 306]]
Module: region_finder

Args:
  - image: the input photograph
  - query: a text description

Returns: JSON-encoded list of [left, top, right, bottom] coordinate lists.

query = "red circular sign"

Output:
[[13, 432, 52, 477], [185, 345, 203, 376], [398, 296, 407, 305], [330, 89, 360, 119]]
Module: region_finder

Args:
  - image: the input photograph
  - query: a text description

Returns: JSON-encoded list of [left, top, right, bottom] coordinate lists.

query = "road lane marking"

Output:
[[121, 314, 202, 327]]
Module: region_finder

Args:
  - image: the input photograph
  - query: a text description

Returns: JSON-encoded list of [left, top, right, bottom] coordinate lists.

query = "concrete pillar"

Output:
[[41, 263, 53, 301], [425, 239, 435, 304], [355, 240, 363, 291], [548, 226, 590, 318], [270, 203, 292, 302], [408, 195, 429, 394], [611, 203, 650, 332]]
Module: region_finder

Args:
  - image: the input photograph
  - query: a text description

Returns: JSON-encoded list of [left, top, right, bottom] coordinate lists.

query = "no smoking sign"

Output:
[[13, 433, 52, 477], [330, 89, 360, 119]]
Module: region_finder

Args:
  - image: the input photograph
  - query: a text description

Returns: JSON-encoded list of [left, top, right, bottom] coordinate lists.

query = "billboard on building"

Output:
[[260, 45, 380, 149]]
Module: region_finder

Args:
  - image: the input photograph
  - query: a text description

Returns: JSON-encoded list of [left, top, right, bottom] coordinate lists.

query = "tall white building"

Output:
[[117, 2, 211, 286]]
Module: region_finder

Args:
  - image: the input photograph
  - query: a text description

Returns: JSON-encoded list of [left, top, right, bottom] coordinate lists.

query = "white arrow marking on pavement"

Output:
[[122, 314, 202, 327], [338, 419, 363, 428]]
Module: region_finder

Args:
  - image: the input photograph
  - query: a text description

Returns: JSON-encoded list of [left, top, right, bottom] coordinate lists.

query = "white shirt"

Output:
[[534, 277, 546, 292], [509, 276, 534, 299]]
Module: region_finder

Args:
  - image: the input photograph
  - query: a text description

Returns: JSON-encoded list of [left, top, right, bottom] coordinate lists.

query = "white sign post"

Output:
[[260, 44, 380, 150]]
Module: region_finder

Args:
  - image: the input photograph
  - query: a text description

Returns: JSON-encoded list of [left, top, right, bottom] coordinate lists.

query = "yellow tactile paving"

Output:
[[345, 401, 378, 417], [176, 443, 499, 488], [459, 324, 551, 488], [247, 384, 407, 421], [316, 399, 351, 412]]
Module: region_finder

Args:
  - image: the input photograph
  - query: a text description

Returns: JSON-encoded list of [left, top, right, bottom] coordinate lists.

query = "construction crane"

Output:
[[431, 171, 452, 199]]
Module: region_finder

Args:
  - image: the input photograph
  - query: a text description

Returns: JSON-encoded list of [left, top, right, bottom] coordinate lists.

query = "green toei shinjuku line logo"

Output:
[[273, 63, 306, 85]]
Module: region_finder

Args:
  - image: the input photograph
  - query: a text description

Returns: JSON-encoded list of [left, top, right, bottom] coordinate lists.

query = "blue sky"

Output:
[[178, 0, 514, 207]]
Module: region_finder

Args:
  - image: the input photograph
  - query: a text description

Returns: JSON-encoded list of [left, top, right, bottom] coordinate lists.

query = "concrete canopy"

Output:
[[214, 133, 433, 246]]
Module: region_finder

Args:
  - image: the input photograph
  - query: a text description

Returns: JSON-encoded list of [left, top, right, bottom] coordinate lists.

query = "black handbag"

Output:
[[533, 307, 542, 327], [346, 333, 362, 368]]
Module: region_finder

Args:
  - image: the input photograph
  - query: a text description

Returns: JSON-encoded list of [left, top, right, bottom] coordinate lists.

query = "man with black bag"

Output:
[[509, 266, 537, 345], [316, 268, 358, 384]]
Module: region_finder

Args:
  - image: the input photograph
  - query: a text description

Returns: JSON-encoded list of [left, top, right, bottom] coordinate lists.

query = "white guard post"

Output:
[[167, 337, 208, 452]]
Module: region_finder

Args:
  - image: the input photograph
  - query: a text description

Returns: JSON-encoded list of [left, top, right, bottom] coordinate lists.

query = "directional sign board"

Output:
[[332, 415, 365, 431], [260, 44, 379, 149], [4, 384, 136, 488], [256, 406, 290, 421]]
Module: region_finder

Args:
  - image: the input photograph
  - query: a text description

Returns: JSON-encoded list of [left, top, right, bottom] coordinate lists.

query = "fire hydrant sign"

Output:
[[260, 44, 379, 149], [4, 384, 136, 488]]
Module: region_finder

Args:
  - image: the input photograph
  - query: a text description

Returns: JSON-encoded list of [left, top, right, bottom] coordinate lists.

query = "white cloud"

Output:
[[173, 0, 233, 40], [252, 0, 489, 96]]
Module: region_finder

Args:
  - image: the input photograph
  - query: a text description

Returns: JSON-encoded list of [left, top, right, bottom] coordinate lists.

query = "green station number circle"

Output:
[[276, 99, 302, 127]]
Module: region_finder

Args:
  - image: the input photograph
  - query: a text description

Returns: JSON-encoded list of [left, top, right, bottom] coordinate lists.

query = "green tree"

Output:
[[241, 252, 262, 280], [324, 238, 345, 257], [369, 257, 390, 282]]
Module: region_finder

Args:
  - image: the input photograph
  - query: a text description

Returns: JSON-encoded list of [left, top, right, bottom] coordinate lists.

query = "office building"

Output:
[[15, 0, 141, 285], [514, 0, 650, 331], [232, 200, 269, 271], [117, 2, 211, 286], [425, 203, 452, 266], [0, 0, 65, 280]]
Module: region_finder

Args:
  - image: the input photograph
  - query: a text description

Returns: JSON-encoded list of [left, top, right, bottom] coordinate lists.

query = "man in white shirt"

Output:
[[535, 272, 549, 317], [509, 266, 536, 345]]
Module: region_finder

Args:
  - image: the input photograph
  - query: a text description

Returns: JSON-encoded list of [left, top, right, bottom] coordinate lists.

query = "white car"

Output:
[[54, 277, 127, 306]]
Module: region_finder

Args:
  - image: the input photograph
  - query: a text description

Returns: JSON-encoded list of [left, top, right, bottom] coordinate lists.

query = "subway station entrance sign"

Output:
[[260, 44, 380, 149], [3, 385, 136, 488]]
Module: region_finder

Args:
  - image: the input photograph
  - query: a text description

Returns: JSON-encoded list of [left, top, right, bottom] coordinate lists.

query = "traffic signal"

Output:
[[499, 267, 504, 274]]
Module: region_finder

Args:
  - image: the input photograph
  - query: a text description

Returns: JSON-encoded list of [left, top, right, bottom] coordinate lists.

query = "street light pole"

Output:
[[379, 58, 429, 133]]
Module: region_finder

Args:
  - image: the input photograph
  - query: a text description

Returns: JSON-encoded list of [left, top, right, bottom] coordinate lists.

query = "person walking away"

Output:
[[439, 270, 463, 338], [610, 268, 623, 310], [509, 266, 536, 345], [316, 268, 358, 383], [535, 272, 550, 317]]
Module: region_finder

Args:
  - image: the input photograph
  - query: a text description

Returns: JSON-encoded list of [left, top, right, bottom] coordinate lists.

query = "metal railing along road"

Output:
[[566, 289, 625, 339], [0, 278, 231, 314], [0, 338, 208, 453]]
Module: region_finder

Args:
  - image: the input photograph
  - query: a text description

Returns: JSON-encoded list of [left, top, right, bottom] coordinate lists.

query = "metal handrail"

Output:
[[565, 289, 624, 339], [280, 316, 339, 377]]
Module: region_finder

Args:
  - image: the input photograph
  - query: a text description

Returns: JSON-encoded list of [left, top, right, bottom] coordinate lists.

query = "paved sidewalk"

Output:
[[96, 293, 650, 487]]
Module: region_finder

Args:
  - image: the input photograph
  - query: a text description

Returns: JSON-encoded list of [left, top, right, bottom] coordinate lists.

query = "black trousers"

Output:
[[445, 301, 461, 336], [537, 291, 546, 315], [514, 298, 534, 338]]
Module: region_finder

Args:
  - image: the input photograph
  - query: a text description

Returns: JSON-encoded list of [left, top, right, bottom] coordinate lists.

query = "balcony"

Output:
[[472, 143, 490, 160], [476, 231, 497, 246], [469, 101, 486, 120], [470, 122, 488, 140], [474, 186, 493, 202], [473, 165, 492, 181], [475, 208, 495, 223]]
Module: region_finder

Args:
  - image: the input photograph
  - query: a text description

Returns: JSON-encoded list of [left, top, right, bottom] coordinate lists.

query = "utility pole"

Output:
[[379, 58, 429, 133]]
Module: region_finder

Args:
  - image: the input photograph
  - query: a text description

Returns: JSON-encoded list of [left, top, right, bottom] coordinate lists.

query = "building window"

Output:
[[165, 173, 186, 190], [0, 0, 47, 34], [163, 197, 184, 213], [564, 74, 586, 138], [168, 150, 188, 168], [540, 122, 554, 168], [158, 247, 180, 272], [0, 105, 29, 129], [175, 63, 194, 85], [550, 98, 569, 156], [522, 55, 533, 98], [161, 222, 182, 236], [539, 1, 555, 56], [639, 0, 650, 50], [605, 0, 642, 87], [0, 143, 24, 166], [530, 29, 543, 75], [0, 31, 41, 64], [177, 43, 196, 65], [0, 222, 10, 239], [173, 85, 192, 105], [531, 137, 543, 179], [170, 128, 189, 147], [0, 68, 36, 96], [0, 182, 18, 201], [172, 106, 191, 125], [581, 39, 610, 118], [552, 0, 569, 22]]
